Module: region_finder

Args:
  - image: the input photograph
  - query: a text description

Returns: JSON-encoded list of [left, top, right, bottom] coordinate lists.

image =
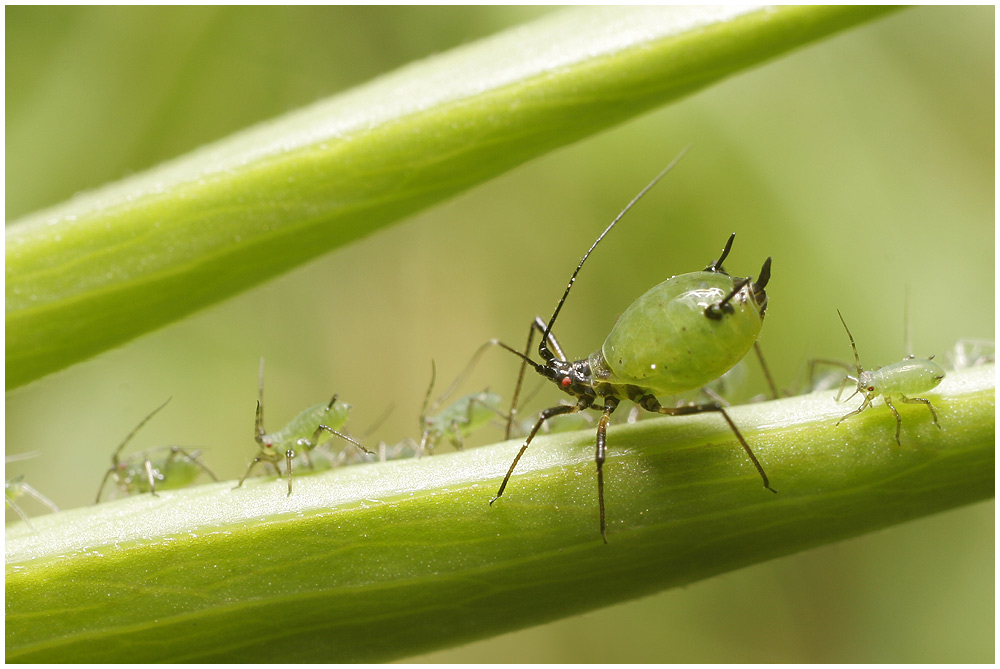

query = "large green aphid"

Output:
[[492, 148, 775, 542], [235, 359, 373, 495], [95, 399, 218, 503], [418, 348, 506, 455], [834, 309, 945, 446]]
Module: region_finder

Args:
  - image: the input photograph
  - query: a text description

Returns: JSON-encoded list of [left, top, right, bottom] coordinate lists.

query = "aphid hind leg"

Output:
[[490, 400, 589, 505], [900, 395, 942, 428], [638, 394, 775, 493], [595, 398, 620, 544], [174, 446, 219, 481]]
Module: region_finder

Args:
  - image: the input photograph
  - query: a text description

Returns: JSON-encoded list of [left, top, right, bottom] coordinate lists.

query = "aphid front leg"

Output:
[[594, 398, 620, 544], [490, 399, 590, 505], [883, 396, 904, 446]]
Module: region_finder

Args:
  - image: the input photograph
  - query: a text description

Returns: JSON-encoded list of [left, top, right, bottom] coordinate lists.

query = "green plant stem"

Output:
[[6, 364, 992, 662], [4, 5, 898, 389]]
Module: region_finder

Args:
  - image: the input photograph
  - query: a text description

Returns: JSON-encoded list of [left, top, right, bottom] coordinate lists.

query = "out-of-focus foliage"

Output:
[[6, 6, 993, 662]]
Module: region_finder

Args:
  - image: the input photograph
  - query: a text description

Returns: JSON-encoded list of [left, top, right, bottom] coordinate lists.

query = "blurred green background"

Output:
[[6, 6, 993, 662]]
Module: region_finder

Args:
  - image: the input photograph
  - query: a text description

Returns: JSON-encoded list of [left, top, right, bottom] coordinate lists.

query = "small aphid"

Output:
[[6, 454, 59, 529], [946, 338, 994, 370], [491, 147, 776, 542], [96, 399, 218, 503], [419, 352, 506, 455], [235, 359, 373, 495], [834, 309, 945, 445]]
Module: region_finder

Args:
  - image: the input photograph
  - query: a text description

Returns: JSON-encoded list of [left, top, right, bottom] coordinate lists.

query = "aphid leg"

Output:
[[704, 278, 750, 320], [752, 341, 781, 400], [506, 317, 566, 439], [285, 448, 295, 496], [835, 393, 874, 427], [490, 400, 589, 505], [18, 482, 59, 513], [642, 395, 776, 493], [5, 491, 34, 530], [883, 397, 903, 446], [174, 447, 219, 481], [235, 457, 268, 489], [96, 467, 116, 503], [900, 395, 942, 428], [595, 399, 620, 544], [143, 456, 159, 497], [448, 418, 466, 450], [318, 425, 375, 457]]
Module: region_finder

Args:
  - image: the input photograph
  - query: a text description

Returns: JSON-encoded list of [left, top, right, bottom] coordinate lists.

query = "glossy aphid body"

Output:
[[96, 399, 218, 503], [6, 454, 59, 528], [492, 149, 776, 542], [834, 310, 945, 445], [235, 359, 373, 495]]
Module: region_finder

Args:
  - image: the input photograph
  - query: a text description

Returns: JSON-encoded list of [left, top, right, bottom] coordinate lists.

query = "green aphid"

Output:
[[492, 147, 776, 542], [834, 309, 945, 446], [96, 399, 218, 503], [235, 359, 373, 495], [418, 350, 507, 455]]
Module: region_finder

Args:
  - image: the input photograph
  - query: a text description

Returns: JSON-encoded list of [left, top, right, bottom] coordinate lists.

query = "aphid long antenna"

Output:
[[538, 146, 691, 359], [112, 398, 172, 461], [427, 339, 496, 416], [836, 309, 864, 378], [903, 285, 912, 358], [420, 360, 437, 424], [258, 358, 266, 431]]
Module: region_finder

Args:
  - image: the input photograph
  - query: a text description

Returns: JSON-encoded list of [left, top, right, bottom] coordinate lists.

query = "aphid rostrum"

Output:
[[491, 149, 776, 541], [235, 359, 373, 495], [833, 309, 945, 445], [419, 358, 505, 455], [6, 453, 59, 528], [96, 399, 218, 502]]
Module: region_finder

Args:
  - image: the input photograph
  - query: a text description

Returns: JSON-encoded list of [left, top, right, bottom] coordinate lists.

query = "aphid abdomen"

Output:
[[872, 358, 946, 397], [596, 272, 763, 395], [275, 400, 351, 446]]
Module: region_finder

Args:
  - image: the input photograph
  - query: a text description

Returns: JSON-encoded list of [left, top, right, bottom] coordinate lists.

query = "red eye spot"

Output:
[[561, 377, 572, 387], [867, 386, 875, 392]]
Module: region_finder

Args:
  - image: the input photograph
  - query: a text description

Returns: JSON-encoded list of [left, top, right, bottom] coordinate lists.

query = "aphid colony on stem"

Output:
[[96, 398, 218, 502], [833, 309, 945, 446], [487, 148, 776, 542]]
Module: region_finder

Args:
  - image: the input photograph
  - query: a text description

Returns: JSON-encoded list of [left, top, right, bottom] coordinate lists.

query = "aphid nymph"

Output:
[[6, 453, 59, 529], [419, 357, 504, 455], [235, 358, 373, 495], [834, 309, 945, 445], [491, 148, 776, 542], [96, 399, 218, 502]]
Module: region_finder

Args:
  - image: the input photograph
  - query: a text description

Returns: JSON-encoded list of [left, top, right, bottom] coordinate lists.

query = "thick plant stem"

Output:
[[6, 365, 993, 662], [4, 6, 898, 389]]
